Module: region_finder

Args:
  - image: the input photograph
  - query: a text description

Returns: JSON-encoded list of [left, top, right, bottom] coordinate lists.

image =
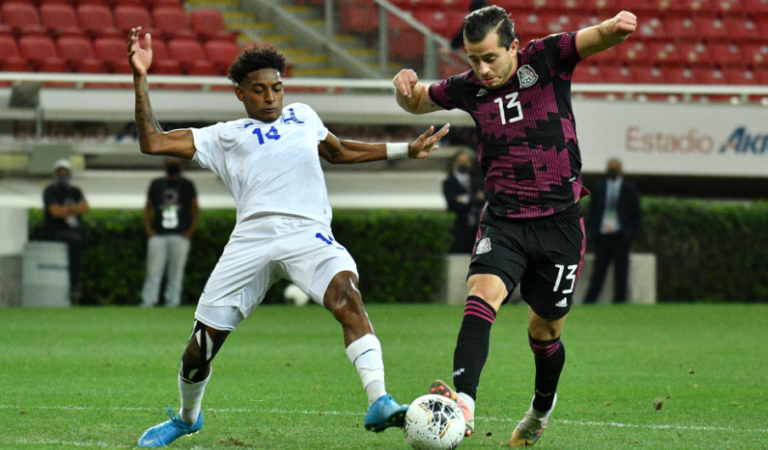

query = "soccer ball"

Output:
[[403, 394, 466, 450], [283, 283, 310, 306]]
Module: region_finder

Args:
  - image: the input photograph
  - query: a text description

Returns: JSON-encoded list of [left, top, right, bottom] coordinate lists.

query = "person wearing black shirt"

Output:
[[583, 159, 641, 304], [443, 151, 484, 253], [43, 158, 90, 300], [141, 157, 199, 307]]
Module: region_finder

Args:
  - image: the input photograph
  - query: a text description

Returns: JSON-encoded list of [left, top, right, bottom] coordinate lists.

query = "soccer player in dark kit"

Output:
[[393, 6, 636, 447]]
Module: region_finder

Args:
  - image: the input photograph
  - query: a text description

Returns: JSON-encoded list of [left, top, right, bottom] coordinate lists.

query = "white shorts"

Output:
[[194, 214, 358, 331]]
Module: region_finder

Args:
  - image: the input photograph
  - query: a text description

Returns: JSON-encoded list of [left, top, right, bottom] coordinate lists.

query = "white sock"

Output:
[[179, 368, 211, 425], [346, 334, 387, 406], [457, 392, 475, 415]]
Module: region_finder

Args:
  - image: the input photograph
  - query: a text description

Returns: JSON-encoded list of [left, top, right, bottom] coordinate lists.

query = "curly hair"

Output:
[[227, 45, 287, 85]]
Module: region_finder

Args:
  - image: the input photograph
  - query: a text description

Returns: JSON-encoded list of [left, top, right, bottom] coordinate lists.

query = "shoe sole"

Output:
[[364, 409, 407, 433], [429, 380, 474, 437]]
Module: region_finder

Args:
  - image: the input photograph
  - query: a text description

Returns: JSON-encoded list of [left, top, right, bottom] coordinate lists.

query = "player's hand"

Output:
[[127, 27, 152, 77], [408, 124, 450, 159], [607, 11, 637, 39], [393, 69, 420, 98]]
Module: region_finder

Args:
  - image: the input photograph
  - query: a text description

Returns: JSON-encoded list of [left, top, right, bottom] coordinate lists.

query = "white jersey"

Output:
[[191, 103, 332, 225]]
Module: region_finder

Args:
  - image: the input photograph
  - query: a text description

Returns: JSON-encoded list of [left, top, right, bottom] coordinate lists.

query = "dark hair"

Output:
[[463, 5, 516, 49], [227, 45, 287, 85]]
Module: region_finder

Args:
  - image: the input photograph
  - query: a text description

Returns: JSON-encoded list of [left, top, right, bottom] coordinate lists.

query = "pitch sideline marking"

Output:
[[2, 404, 766, 435]]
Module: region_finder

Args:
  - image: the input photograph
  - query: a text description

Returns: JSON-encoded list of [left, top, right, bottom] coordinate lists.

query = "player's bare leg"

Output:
[[138, 324, 230, 447], [323, 271, 407, 432], [508, 310, 566, 447]]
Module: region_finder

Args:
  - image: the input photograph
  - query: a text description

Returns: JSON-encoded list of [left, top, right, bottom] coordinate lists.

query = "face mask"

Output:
[[55, 174, 70, 186], [607, 168, 620, 180], [166, 163, 181, 176], [457, 164, 471, 175]]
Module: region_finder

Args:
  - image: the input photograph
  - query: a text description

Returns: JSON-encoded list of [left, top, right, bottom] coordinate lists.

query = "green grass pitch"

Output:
[[1, 304, 766, 449]]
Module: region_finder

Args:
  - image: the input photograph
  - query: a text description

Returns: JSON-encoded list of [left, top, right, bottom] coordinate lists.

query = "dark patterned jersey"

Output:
[[429, 32, 588, 219]]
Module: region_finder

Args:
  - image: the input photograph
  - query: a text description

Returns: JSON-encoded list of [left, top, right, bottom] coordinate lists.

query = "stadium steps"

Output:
[[187, 0, 342, 76]]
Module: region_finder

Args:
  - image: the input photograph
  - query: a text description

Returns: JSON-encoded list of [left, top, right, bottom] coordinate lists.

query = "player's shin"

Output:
[[346, 333, 387, 405], [453, 296, 496, 405], [529, 333, 565, 412], [178, 321, 227, 425]]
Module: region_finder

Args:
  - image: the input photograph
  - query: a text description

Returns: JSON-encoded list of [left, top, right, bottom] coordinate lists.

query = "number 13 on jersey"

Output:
[[493, 93, 523, 125]]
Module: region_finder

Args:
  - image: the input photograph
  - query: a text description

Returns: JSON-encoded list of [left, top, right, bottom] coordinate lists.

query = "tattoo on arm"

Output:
[[135, 77, 163, 149]]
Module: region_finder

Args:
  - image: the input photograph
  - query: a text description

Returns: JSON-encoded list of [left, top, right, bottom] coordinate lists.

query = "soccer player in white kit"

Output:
[[127, 28, 450, 448]]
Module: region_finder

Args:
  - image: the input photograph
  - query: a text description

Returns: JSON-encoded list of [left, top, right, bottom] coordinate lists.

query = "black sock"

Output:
[[453, 296, 497, 401], [529, 333, 565, 412]]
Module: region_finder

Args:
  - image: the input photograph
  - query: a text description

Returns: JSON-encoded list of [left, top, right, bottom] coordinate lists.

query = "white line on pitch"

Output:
[[2, 405, 766, 434]]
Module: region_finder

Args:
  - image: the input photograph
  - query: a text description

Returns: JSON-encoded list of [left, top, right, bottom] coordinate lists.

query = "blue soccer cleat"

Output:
[[364, 394, 409, 433], [137, 405, 203, 448]]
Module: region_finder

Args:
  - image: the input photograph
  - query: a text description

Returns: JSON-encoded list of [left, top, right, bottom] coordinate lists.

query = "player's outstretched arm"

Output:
[[128, 27, 196, 159], [318, 124, 450, 164], [393, 69, 445, 115], [576, 11, 637, 59]]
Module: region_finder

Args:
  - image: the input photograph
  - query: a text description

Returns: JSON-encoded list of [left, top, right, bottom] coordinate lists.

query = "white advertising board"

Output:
[[573, 100, 768, 176]]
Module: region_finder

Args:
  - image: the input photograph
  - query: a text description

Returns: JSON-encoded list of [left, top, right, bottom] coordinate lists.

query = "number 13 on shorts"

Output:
[[553, 264, 578, 294]]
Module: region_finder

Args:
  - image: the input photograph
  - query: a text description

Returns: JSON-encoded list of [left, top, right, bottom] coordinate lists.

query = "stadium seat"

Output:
[[708, 43, 742, 66], [693, 16, 726, 41], [559, 0, 590, 12], [664, 67, 699, 84], [724, 68, 758, 85], [677, 42, 707, 66], [1, 2, 47, 37], [204, 39, 241, 75], [152, 0, 184, 9], [40, 4, 86, 38], [72, 0, 109, 5], [147, 38, 182, 74], [57, 36, 106, 73], [190, 9, 235, 42], [39, 0, 73, 5], [722, 18, 761, 41], [636, 16, 666, 40], [413, 10, 453, 37], [0, 24, 12, 38], [389, 28, 424, 61], [0, 35, 29, 71], [658, 0, 712, 14], [742, 43, 768, 67], [620, 0, 659, 12], [19, 35, 67, 72], [664, 17, 697, 40], [615, 41, 648, 65], [744, 0, 768, 18], [634, 65, 665, 84], [339, 3, 379, 34], [112, 0, 144, 7], [699, 68, 726, 84], [93, 37, 133, 73], [152, 7, 196, 40], [713, 0, 743, 15], [77, 5, 122, 38], [599, 65, 636, 83], [587, 0, 617, 12], [168, 38, 217, 74], [114, 5, 156, 36], [646, 41, 683, 66]]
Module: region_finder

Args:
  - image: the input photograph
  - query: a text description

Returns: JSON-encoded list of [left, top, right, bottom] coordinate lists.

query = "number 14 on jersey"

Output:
[[253, 126, 281, 144]]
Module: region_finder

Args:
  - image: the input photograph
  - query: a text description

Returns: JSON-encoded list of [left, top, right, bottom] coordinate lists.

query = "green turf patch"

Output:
[[0, 304, 766, 449]]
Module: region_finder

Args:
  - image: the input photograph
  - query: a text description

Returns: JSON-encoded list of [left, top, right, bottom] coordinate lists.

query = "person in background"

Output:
[[443, 151, 484, 253], [141, 157, 199, 307], [43, 158, 90, 301], [583, 158, 641, 304]]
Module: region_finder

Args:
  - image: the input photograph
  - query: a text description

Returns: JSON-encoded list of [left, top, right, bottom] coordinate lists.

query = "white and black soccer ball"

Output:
[[283, 283, 310, 307], [403, 394, 466, 450]]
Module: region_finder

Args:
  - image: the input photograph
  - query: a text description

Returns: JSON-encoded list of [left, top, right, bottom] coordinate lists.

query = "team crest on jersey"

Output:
[[517, 65, 538, 88], [475, 238, 492, 255]]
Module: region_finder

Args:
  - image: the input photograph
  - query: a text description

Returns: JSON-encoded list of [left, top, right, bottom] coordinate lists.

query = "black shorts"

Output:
[[468, 203, 586, 320]]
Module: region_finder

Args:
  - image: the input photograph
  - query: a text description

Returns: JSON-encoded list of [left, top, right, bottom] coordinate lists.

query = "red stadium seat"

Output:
[[40, 4, 86, 38], [664, 17, 697, 40], [634, 65, 665, 84], [614, 41, 649, 65], [73, 0, 109, 5], [77, 5, 122, 38], [339, 3, 378, 34], [744, 0, 768, 19], [112, 0, 144, 7], [724, 68, 758, 85], [1, 3, 47, 37], [204, 39, 241, 75], [0, 24, 13, 37], [699, 68, 726, 84], [646, 41, 684, 66], [168, 38, 217, 74], [558, 0, 590, 12], [18, 36, 67, 72], [152, 7, 196, 40], [114, 5, 155, 36], [57, 36, 106, 73], [93, 37, 133, 73], [620, 0, 659, 12], [587, 0, 617, 12], [664, 67, 699, 84], [693, 16, 726, 41], [147, 38, 182, 74], [190, 9, 235, 42], [389, 27, 424, 61], [600, 65, 636, 83], [722, 18, 761, 41], [708, 43, 742, 66], [677, 42, 707, 66], [0, 35, 29, 71], [637, 16, 666, 40], [152, 0, 184, 9], [658, 0, 712, 14], [39, 0, 74, 5], [414, 10, 453, 37], [713, 0, 744, 15], [742, 43, 768, 67]]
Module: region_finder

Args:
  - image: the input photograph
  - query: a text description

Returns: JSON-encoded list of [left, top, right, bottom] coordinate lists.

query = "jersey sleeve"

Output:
[[541, 32, 581, 75], [191, 123, 227, 176], [428, 75, 465, 111], [313, 110, 329, 142]]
